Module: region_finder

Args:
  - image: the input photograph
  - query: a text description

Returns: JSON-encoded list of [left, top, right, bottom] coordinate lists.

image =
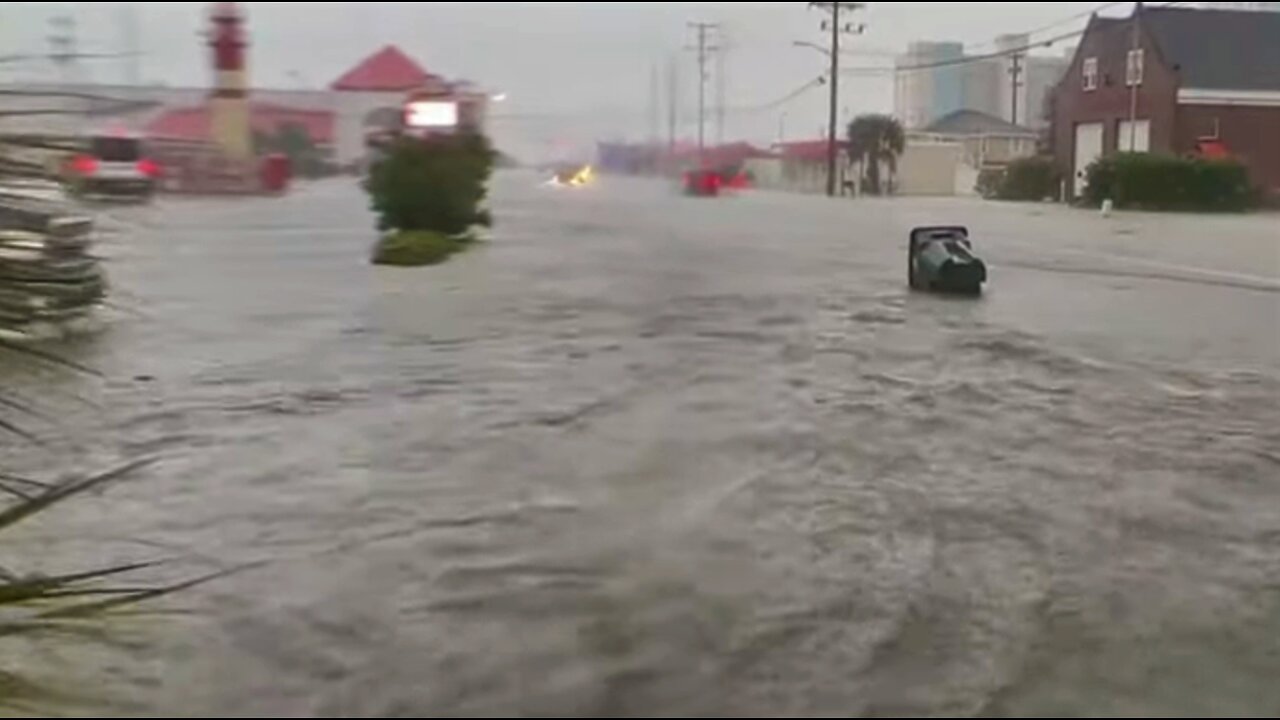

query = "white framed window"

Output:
[[1083, 57, 1099, 91], [1118, 119, 1151, 152], [1126, 49, 1145, 87]]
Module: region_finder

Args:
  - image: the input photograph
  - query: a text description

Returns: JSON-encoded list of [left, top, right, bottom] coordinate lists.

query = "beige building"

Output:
[[894, 140, 967, 196], [890, 110, 1039, 197], [917, 109, 1039, 168]]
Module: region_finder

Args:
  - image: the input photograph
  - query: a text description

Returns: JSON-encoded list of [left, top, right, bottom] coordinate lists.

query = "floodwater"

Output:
[[6, 174, 1280, 717]]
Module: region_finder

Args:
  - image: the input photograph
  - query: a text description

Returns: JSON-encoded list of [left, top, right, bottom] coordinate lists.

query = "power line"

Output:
[[727, 76, 826, 114], [835, 0, 1186, 81], [869, 0, 1190, 77], [0, 52, 139, 66], [964, 1, 1129, 51], [840, 11, 1173, 79]]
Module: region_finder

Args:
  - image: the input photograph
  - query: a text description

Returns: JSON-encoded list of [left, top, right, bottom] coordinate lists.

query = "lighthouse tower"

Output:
[[208, 2, 252, 161]]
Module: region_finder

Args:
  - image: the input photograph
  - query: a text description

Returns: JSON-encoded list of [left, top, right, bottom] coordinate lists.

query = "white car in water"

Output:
[[62, 132, 161, 203]]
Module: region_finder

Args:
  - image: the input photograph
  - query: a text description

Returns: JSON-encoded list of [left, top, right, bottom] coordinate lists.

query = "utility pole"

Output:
[[119, 4, 142, 87], [808, 3, 865, 197], [687, 22, 720, 160], [48, 14, 79, 85], [666, 56, 679, 159], [716, 30, 729, 146], [1008, 52, 1023, 126], [1127, 2, 1143, 152], [649, 63, 660, 147]]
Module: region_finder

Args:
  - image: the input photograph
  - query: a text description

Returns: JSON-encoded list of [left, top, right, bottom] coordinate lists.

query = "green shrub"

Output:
[[371, 230, 466, 267], [1000, 156, 1061, 201], [1084, 152, 1255, 211], [978, 156, 1061, 201], [365, 132, 495, 235], [976, 168, 1003, 199]]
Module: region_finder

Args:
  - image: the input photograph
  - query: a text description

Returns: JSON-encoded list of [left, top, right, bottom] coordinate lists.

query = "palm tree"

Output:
[[847, 114, 906, 196], [0, 339, 230, 712]]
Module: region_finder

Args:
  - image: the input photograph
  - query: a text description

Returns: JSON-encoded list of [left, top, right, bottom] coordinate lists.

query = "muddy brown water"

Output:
[[4, 175, 1278, 717]]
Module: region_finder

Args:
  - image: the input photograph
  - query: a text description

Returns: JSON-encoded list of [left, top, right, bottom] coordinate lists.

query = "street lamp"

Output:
[[792, 40, 831, 58]]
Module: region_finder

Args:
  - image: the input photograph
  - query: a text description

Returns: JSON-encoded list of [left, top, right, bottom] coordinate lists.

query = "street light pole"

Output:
[[808, 2, 865, 198], [827, 6, 840, 197], [1127, 3, 1143, 152]]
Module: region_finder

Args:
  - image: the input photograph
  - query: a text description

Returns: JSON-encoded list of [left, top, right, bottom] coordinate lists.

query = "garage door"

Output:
[[1074, 122, 1105, 197]]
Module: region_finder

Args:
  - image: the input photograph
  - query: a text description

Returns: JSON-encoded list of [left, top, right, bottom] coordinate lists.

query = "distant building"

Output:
[[761, 140, 850, 195], [1051, 5, 1280, 199], [145, 102, 336, 153], [918, 109, 1039, 169], [883, 110, 1040, 197], [895, 42, 965, 130], [0, 44, 487, 170], [894, 36, 1070, 130]]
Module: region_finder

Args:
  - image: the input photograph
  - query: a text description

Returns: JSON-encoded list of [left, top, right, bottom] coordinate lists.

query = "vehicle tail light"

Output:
[[137, 158, 161, 178], [70, 155, 99, 176]]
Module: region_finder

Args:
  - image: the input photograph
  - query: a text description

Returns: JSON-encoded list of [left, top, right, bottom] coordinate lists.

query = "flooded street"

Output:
[[9, 174, 1280, 717]]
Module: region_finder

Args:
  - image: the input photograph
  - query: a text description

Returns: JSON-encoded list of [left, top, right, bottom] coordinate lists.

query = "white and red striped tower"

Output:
[[208, 2, 252, 161]]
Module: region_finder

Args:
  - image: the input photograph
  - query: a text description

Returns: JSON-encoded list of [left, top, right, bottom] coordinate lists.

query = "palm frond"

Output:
[[0, 337, 99, 377], [0, 473, 51, 490], [0, 562, 159, 605], [37, 566, 242, 621], [0, 414, 40, 442], [0, 391, 48, 421], [0, 481, 34, 501], [0, 458, 156, 534]]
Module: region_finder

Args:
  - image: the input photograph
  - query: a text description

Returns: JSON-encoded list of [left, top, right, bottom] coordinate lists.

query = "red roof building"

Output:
[[774, 140, 849, 163], [146, 102, 336, 146], [330, 45, 445, 93], [686, 142, 776, 169]]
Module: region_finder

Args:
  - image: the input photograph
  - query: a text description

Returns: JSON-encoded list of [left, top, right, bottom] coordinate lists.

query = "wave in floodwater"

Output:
[[6, 178, 1278, 717]]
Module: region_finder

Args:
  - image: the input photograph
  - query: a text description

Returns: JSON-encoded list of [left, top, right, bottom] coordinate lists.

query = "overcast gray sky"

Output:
[[1, 2, 1135, 155]]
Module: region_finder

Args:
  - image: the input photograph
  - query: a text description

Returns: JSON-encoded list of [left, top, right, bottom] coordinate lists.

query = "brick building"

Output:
[[1051, 6, 1280, 199]]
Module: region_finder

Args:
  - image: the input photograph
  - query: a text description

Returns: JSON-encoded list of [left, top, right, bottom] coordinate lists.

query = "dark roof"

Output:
[[1143, 7, 1280, 91], [923, 109, 1037, 137]]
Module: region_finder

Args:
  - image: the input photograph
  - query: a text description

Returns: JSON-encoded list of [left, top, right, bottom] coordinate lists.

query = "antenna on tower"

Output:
[[119, 4, 142, 86]]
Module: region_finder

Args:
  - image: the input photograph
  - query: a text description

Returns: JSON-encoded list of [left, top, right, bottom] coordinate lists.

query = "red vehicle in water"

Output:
[[683, 169, 722, 197], [682, 167, 752, 197]]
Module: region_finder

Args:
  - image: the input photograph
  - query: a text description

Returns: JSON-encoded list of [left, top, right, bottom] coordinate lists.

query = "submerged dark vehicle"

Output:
[[908, 226, 987, 295]]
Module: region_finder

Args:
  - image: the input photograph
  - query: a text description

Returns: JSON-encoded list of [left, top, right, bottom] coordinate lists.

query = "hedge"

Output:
[[1084, 152, 1255, 212], [977, 156, 1061, 202], [371, 230, 466, 267]]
